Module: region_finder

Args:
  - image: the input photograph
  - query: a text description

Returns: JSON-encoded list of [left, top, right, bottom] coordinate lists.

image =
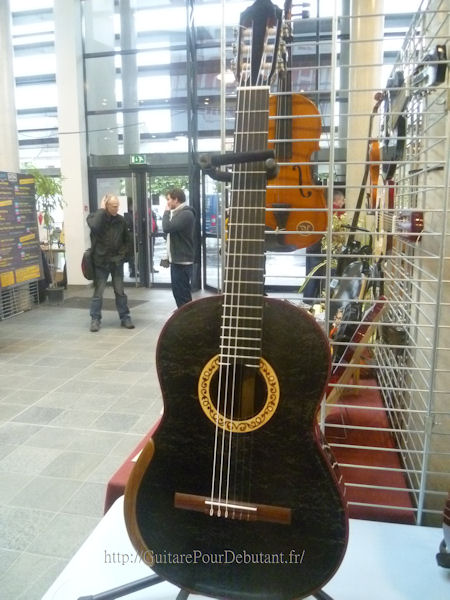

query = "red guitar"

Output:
[[330, 295, 387, 382]]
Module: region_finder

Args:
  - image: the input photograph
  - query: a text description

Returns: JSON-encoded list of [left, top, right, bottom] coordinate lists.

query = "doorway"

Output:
[[88, 164, 194, 290], [147, 174, 190, 288]]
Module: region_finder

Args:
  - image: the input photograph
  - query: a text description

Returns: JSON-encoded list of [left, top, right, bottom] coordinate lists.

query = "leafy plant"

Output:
[[149, 175, 189, 197], [25, 165, 65, 288], [26, 165, 64, 231]]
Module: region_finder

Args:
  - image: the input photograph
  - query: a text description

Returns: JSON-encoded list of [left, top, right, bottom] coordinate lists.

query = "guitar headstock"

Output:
[[235, 0, 282, 86]]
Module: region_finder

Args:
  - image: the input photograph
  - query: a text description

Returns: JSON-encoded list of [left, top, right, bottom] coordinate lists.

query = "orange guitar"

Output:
[[266, 0, 327, 250]]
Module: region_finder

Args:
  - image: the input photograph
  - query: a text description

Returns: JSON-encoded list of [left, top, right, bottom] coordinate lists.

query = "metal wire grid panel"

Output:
[[314, 0, 450, 526], [0, 282, 39, 320], [266, 0, 449, 525], [371, 0, 450, 526], [212, 0, 450, 526]]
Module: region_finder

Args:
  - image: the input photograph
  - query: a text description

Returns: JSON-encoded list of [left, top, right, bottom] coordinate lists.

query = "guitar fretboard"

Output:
[[222, 86, 270, 368]]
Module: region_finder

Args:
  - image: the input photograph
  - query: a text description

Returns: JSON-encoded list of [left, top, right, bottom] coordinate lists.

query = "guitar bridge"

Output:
[[174, 492, 291, 525]]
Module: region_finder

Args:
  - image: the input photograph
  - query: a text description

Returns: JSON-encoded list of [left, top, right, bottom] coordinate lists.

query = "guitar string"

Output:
[[210, 49, 248, 518], [228, 69, 253, 514], [225, 52, 270, 516], [210, 25, 273, 518], [239, 79, 265, 508], [224, 44, 253, 517]]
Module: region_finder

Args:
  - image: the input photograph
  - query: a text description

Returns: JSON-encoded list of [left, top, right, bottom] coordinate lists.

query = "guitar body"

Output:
[[125, 295, 348, 600]]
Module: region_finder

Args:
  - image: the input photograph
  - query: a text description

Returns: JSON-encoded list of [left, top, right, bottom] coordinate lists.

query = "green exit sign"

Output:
[[130, 154, 147, 165]]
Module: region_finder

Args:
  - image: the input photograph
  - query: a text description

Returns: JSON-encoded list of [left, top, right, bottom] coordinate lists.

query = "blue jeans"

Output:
[[303, 239, 324, 302], [170, 263, 193, 308], [90, 263, 130, 322]]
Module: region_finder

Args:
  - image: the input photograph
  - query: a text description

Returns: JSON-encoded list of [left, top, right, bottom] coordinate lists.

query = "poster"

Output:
[[0, 170, 43, 290]]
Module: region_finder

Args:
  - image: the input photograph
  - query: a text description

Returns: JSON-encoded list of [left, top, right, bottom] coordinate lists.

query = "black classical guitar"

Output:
[[124, 2, 347, 599]]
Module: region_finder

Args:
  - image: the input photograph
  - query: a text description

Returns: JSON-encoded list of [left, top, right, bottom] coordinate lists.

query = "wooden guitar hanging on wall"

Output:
[[265, 0, 328, 250], [124, 2, 348, 599]]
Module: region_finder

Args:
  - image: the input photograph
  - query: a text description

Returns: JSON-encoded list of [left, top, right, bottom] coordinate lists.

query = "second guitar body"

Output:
[[124, 296, 348, 600]]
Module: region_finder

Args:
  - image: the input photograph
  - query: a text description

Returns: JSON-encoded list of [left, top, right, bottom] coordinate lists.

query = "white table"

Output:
[[42, 496, 449, 600]]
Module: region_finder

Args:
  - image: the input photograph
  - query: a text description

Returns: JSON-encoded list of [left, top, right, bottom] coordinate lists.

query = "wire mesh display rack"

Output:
[[0, 282, 39, 320], [307, 0, 449, 526], [213, 0, 449, 526], [371, 0, 450, 526]]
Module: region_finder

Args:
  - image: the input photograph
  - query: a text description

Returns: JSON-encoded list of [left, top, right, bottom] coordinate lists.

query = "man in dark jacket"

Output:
[[162, 187, 195, 308], [87, 194, 134, 332]]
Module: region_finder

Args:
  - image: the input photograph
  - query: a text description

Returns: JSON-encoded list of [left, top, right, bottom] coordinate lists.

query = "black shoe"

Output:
[[90, 319, 100, 332], [121, 318, 135, 329]]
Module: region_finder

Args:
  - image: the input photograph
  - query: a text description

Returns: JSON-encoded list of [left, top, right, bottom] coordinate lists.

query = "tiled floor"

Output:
[[0, 283, 195, 599]]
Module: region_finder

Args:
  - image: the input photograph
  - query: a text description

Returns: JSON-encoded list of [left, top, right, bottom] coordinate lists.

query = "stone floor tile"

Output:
[[41, 450, 104, 480], [9, 476, 82, 512], [25, 512, 100, 559]]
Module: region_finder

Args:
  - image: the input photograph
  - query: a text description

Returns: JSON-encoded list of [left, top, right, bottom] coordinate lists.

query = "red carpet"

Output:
[[325, 379, 416, 524]]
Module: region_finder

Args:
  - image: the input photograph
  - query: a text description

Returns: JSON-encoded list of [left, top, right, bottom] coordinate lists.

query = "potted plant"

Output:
[[26, 166, 66, 304]]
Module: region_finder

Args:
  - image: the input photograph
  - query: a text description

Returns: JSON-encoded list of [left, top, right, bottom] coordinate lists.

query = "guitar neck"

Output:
[[223, 86, 270, 367], [375, 181, 424, 256]]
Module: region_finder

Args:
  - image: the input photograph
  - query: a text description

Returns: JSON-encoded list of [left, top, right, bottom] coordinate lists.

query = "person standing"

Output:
[[162, 187, 195, 308], [87, 193, 135, 332]]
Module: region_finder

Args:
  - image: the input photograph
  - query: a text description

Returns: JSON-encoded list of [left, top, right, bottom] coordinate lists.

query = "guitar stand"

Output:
[[198, 150, 278, 183], [78, 574, 335, 600]]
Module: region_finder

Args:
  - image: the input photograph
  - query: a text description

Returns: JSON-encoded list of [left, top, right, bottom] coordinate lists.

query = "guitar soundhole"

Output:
[[209, 363, 267, 421], [198, 355, 280, 433]]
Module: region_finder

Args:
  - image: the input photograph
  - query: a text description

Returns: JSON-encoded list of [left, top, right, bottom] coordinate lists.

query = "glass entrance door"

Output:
[[202, 172, 223, 292], [89, 167, 194, 289], [89, 169, 149, 287], [146, 174, 189, 287]]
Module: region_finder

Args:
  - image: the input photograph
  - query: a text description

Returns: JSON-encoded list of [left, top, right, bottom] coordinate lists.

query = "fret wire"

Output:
[[219, 359, 261, 365], [221, 340, 262, 345], [221, 326, 261, 332], [220, 347, 261, 353], [221, 318, 261, 324], [223, 295, 263, 299], [222, 306, 263, 311]]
